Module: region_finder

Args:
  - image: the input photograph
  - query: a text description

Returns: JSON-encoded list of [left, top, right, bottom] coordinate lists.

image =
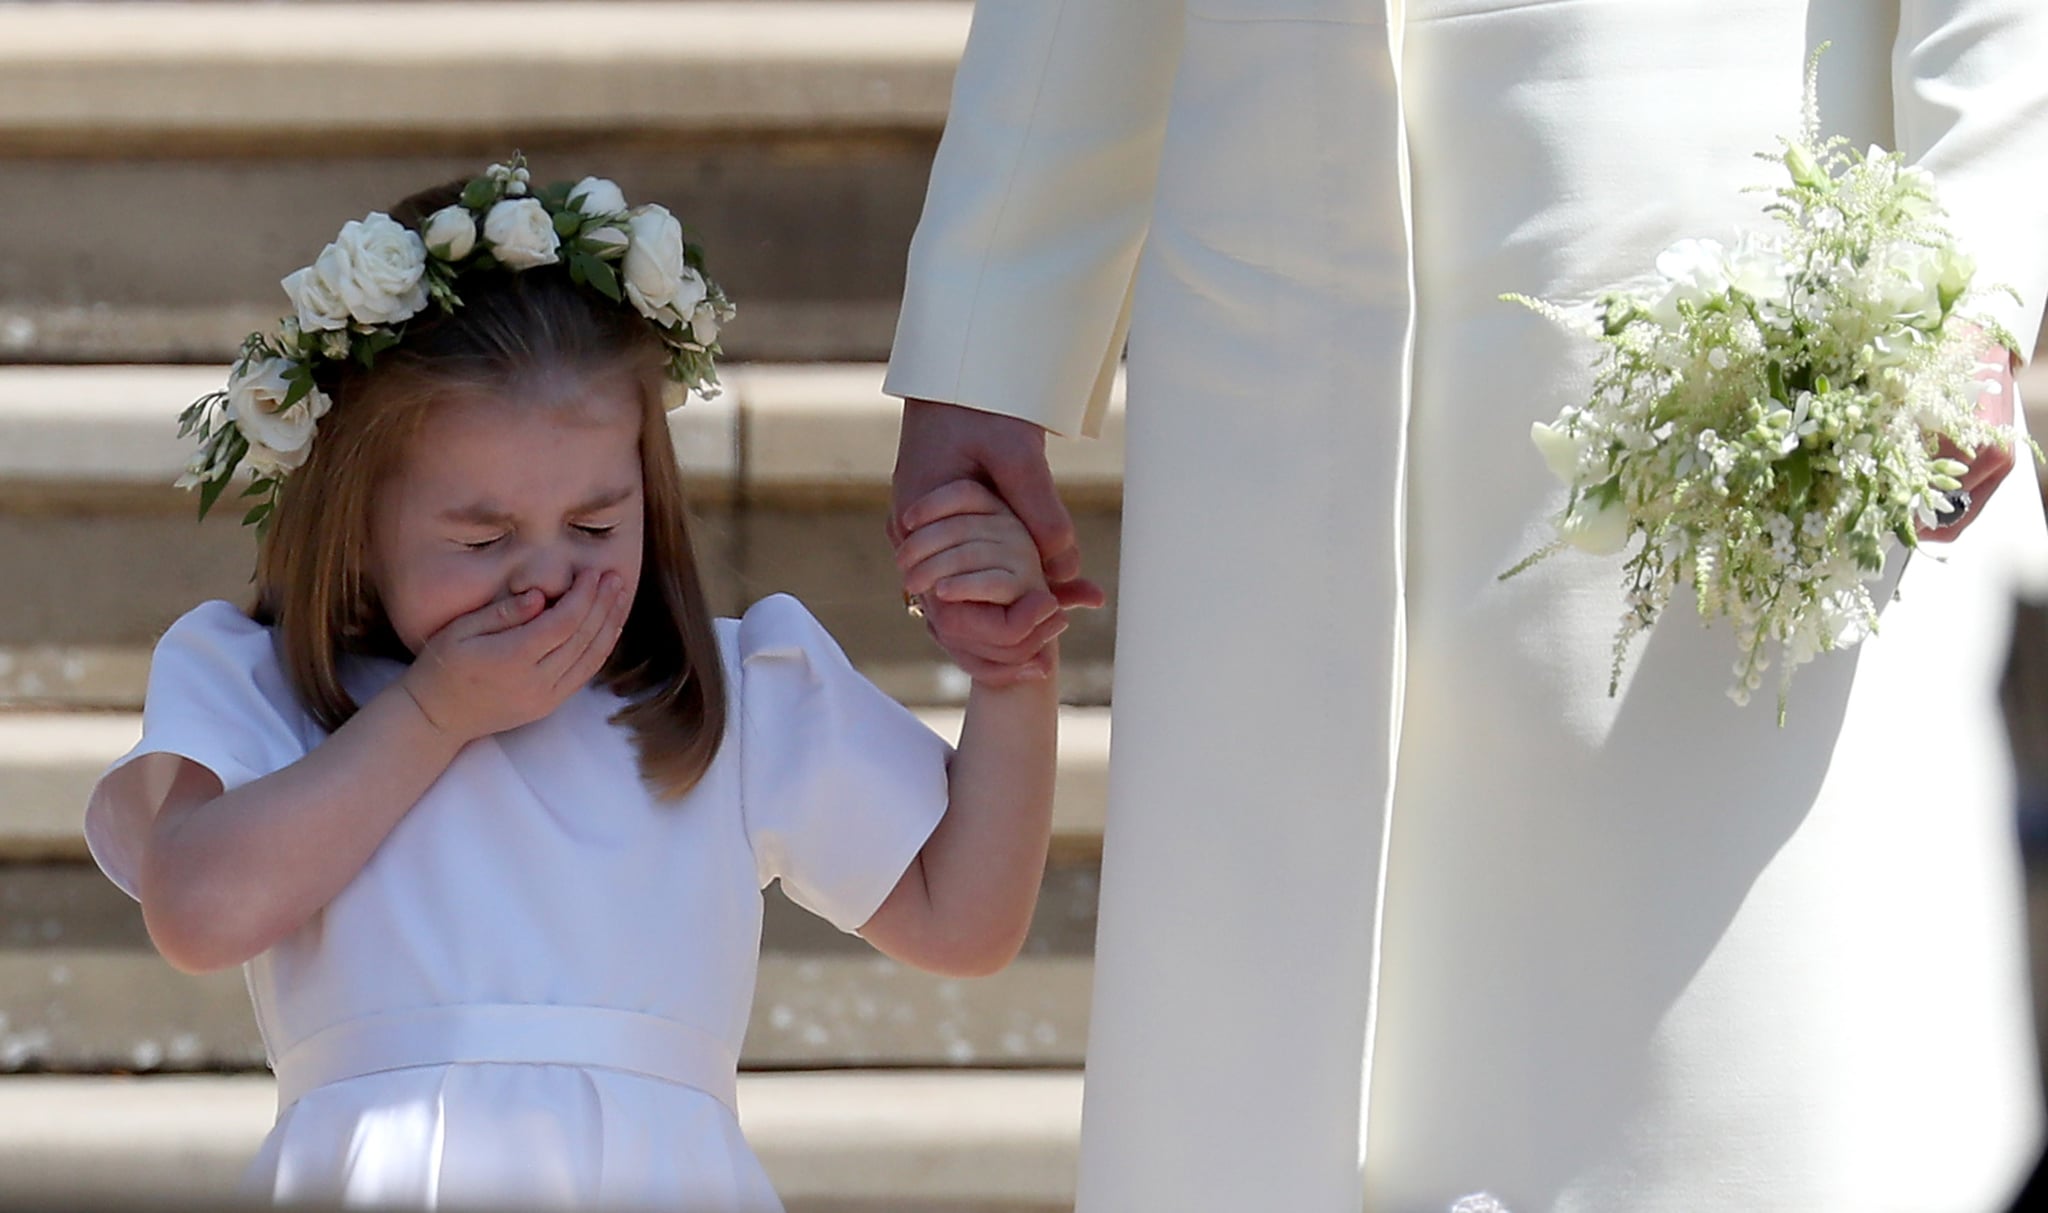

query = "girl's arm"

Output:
[[860, 482, 1062, 977], [140, 570, 630, 973]]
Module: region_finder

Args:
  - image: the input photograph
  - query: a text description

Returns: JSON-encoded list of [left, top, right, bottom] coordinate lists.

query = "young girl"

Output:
[[83, 160, 1061, 1212]]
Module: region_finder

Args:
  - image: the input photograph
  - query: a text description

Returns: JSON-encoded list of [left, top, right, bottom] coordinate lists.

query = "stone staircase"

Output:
[[0, 4, 1103, 1209], [4, 5, 2048, 1212]]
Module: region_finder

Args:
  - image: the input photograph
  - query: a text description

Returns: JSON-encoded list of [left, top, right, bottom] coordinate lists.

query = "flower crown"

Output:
[[177, 155, 735, 532]]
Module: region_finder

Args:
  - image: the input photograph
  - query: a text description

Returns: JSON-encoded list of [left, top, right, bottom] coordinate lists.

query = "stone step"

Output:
[[0, 364, 1127, 708], [0, 1071, 1079, 1213], [0, 2, 966, 363], [0, 705, 1107, 1071], [0, 860, 1099, 1072], [0, 3, 964, 150], [0, 707, 1111, 863]]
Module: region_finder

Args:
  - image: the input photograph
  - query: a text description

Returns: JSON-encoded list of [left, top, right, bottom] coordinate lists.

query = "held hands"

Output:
[[896, 481, 1061, 685], [1920, 337, 2022, 542], [400, 569, 632, 744], [890, 399, 1105, 686]]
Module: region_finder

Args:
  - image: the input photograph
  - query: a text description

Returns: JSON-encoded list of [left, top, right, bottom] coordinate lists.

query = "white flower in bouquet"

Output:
[[1503, 50, 2030, 720]]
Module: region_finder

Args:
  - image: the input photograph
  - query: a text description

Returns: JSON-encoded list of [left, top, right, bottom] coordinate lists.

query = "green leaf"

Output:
[[198, 471, 231, 520], [242, 501, 272, 528], [538, 181, 572, 210], [573, 252, 622, 303], [460, 177, 497, 211], [553, 210, 582, 238], [282, 371, 313, 410], [1782, 448, 1813, 503]]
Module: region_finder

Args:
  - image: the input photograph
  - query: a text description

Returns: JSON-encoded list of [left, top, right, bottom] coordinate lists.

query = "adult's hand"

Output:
[[1919, 338, 2021, 542], [891, 399, 1106, 683]]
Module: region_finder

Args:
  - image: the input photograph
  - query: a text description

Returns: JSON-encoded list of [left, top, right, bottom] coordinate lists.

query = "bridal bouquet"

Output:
[[1504, 59, 2029, 720]]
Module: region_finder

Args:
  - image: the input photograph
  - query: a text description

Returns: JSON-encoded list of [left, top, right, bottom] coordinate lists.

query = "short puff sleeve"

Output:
[[732, 594, 952, 933], [85, 601, 318, 899]]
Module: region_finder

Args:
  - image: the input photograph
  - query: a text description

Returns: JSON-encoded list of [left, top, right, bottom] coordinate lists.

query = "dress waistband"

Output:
[[272, 1004, 740, 1114]]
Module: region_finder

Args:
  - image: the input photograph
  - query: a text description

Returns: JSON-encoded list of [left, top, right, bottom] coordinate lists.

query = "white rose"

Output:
[[571, 176, 629, 218], [421, 205, 477, 260], [1560, 495, 1631, 555], [622, 205, 693, 323], [227, 357, 332, 475], [1530, 422, 1581, 486], [484, 198, 561, 269], [281, 262, 350, 333], [321, 213, 429, 326]]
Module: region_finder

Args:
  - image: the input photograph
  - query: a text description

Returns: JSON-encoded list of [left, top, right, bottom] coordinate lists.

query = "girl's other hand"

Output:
[[896, 480, 1064, 682], [400, 568, 631, 742]]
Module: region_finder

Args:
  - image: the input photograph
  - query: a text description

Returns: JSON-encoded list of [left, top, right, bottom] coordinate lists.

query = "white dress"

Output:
[[84, 594, 950, 1211]]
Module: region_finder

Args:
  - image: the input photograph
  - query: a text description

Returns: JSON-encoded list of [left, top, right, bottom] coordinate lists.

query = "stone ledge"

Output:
[[0, 706, 1110, 861], [0, 3, 968, 153], [0, 363, 1126, 506], [0, 1071, 1079, 1211]]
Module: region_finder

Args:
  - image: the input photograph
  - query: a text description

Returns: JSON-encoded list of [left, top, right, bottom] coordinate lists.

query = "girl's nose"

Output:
[[509, 546, 576, 605]]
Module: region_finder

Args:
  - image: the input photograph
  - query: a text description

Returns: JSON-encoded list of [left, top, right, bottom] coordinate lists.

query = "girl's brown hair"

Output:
[[251, 182, 728, 800]]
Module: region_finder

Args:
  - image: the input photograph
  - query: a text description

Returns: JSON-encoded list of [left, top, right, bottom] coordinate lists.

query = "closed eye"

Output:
[[575, 524, 619, 539], [458, 535, 504, 551]]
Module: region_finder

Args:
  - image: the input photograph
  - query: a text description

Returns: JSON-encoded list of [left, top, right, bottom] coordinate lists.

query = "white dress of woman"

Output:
[[885, 1, 2048, 1209]]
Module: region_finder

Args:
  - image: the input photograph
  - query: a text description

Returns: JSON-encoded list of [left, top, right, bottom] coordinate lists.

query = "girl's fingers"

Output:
[[931, 569, 1031, 606], [560, 578, 632, 689], [922, 598, 1066, 666], [899, 479, 1003, 533], [903, 539, 1029, 597], [444, 588, 546, 643], [894, 513, 1002, 574], [540, 574, 620, 682]]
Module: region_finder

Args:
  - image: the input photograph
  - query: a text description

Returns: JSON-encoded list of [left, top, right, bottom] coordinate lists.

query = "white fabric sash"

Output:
[[272, 1004, 740, 1115]]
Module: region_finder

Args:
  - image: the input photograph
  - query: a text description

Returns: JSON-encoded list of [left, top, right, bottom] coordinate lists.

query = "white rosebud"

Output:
[[321, 329, 353, 360], [571, 176, 629, 218], [1560, 495, 1631, 555], [484, 198, 560, 269], [690, 299, 722, 346], [226, 357, 332, 475], [421, 205, 477, 260], [585, 226, 630, 259], [622, 205, 695, 324], [1529, 421, 1581, 486]]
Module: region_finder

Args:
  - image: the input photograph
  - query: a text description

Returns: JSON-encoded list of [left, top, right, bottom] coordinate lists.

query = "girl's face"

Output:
[[370, 373, 647, 656]]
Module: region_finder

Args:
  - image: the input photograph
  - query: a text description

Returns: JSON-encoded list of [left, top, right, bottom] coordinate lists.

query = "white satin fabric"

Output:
[[86, 595, 951, 1211], [888, 1, 2048, 1210]]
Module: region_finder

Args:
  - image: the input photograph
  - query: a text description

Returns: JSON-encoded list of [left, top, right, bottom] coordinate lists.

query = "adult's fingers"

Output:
[[988, 447, 1080, 573], [1050, 576, 1108, 611]]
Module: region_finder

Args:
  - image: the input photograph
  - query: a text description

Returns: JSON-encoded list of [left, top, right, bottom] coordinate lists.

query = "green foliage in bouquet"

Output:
[[1504, 48, 2034, 720]]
